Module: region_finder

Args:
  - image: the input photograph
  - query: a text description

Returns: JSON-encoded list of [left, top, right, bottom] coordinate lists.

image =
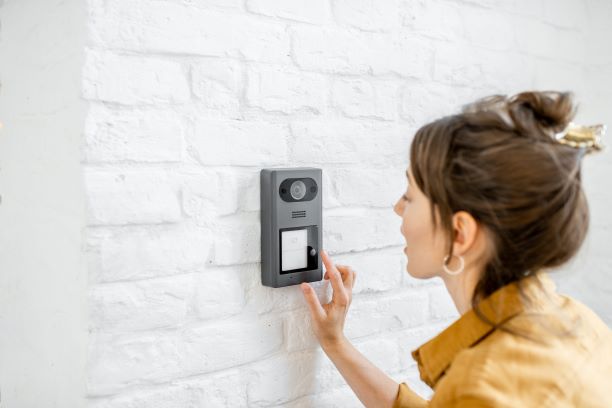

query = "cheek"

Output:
[[402, 208, 421, 242], [402, 205, 434, 253]]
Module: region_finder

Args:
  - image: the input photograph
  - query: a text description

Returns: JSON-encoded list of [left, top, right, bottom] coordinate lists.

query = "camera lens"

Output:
[[290, 180, 307, 200]]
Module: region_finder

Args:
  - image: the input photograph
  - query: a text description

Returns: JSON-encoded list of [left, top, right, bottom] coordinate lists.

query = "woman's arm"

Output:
[[301, 250, 420, 407], [321, 336, 401, 408]]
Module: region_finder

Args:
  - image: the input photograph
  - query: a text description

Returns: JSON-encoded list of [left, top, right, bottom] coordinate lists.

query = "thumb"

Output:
[[301, 283, 325, 319]]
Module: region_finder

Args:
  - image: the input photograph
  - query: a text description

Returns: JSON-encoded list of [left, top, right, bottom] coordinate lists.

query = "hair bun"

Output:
[[507, 91, 576, 136]]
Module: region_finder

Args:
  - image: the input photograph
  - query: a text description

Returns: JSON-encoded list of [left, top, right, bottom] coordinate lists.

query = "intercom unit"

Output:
[[260, 167, 322, 288]]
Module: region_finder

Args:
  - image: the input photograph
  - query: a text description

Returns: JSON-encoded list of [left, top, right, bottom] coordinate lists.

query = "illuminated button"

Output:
[[281, 229, 307, 271]]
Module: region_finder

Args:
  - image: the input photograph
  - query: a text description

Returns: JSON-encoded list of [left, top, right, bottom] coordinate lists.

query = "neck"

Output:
[[440, 267, 480, 315]]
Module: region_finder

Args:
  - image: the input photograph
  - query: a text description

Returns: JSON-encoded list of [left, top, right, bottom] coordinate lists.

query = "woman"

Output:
[[300, 91, 611, 407]]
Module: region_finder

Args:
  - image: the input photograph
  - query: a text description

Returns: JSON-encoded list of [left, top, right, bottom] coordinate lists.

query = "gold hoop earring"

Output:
[[443, 254, 464, 276]]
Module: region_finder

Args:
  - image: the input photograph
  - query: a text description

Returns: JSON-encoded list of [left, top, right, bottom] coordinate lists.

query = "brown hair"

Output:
[[409, 91, 588, 338]]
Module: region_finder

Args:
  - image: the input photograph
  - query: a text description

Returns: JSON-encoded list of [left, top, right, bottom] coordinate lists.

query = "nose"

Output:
[[393, 197, 403, 217]]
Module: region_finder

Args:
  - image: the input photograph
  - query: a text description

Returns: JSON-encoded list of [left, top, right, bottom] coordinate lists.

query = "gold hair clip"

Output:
[[555, 123, 606, 154]]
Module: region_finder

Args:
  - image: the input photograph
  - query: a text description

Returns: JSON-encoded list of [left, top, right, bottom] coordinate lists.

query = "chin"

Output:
[[406, 262, 435, 280]]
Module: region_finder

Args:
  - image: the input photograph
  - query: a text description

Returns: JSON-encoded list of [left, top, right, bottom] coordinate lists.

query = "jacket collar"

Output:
[[411, 272, 557, 388]]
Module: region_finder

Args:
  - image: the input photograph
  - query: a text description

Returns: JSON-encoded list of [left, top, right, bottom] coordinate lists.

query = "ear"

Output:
[[451, 211, 479, 255]]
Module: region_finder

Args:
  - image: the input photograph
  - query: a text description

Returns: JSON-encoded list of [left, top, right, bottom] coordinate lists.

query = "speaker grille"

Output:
[[291, 210, 306, 219]]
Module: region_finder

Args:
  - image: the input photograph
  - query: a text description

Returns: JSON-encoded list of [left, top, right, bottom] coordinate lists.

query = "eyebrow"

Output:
[[405, 169, 411, 185]]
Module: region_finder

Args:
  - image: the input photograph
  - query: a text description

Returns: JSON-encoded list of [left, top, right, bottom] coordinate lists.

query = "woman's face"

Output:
[[393, 167, 447, 279]]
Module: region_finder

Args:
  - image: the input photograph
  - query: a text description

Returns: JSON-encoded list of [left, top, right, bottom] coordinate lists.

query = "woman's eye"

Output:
[[402, 194, 411, 202]]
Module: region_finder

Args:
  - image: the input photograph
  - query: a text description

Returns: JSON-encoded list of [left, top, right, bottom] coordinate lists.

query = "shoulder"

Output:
[[429, 332, 563, 407], [557, 294, 611, 338], [427, 334, 518, 407], [431, 304, 612, 407]]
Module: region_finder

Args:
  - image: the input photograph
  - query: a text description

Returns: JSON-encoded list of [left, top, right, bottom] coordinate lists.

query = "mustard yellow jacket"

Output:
[[394, 272, 612, 407]]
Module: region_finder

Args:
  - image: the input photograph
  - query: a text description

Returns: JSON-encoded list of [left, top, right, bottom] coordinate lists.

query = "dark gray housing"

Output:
[[260, 167, 323, 288]]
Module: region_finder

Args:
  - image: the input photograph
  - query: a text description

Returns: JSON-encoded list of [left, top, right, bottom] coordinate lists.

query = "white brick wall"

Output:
[[2, 0, 611, 406]]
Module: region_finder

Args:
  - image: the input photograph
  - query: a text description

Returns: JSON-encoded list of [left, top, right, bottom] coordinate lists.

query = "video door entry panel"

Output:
[[260, 168, 322, 288]]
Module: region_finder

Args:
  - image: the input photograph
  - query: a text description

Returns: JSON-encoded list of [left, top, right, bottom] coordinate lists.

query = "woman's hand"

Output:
[[300, 249, 357, 348]]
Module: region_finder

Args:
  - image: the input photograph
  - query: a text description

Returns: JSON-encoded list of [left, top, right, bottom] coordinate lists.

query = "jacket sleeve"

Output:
[[392, 382, 429, 408]]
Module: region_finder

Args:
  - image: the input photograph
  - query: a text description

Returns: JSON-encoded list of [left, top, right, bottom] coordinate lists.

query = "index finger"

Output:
[[321, 249, 349, 305]]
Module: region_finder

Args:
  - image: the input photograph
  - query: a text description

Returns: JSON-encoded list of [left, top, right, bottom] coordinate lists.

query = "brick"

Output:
[[183, 0, 245, 11], [542, 0, 587, 29], [292, 26, 366, 74], [194, 267, 245, 320], [191, 58, 242, 115], [513, 18, 564, 58], [88, 332, 182, 395], [345, 290, 428, 339], [187, 316, 284, 374], [321, 171, 341, 209], [82, 50, 189, 105], [84, 104, 184, 163], [189, 119, 288, 166], [192, 371, 248, 408], [88, 316, 283, 395], [247, 0, 331, 24], [391, 35, 435, 79], [323, 208, 404, 253], [332, 248, 405, 294], [180, 168, 260, 222], [88, 224, 212, 282], [290, 120, 411, 166], [211, 214, 261, 265], [287, 293, 413, 356], [329, 167, 405, 208], [246, 349, 344, 406], [497, 0, 545, 17], [555, 29, 588, 63], [256, 270, 392, 332], [89, 0, 290, 63], [246, 64, 327, 114], [179, 169, 220, 223], [85, 168, 181, 226], [292, 26, 433, 78], [401, 0, 465, 40], [243, 267, 324, 315], [461, 8, 515, 51], [585, 0, 612, 38], [89, 385, 197, 408], [533, 60, 585, 94], [478, 52, 535, 92], [222, 169, 260, 213], [432, 41, 486, 86], [89, 371, 247, 408], [332, 77, 399, 121], [288, 385, 364, 406], [354, 337, 401, 373], [333, 0, 400, 32], [285, 308, 319, 352], [400, 81, 463, 126], [90, 275, 192, 332]]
